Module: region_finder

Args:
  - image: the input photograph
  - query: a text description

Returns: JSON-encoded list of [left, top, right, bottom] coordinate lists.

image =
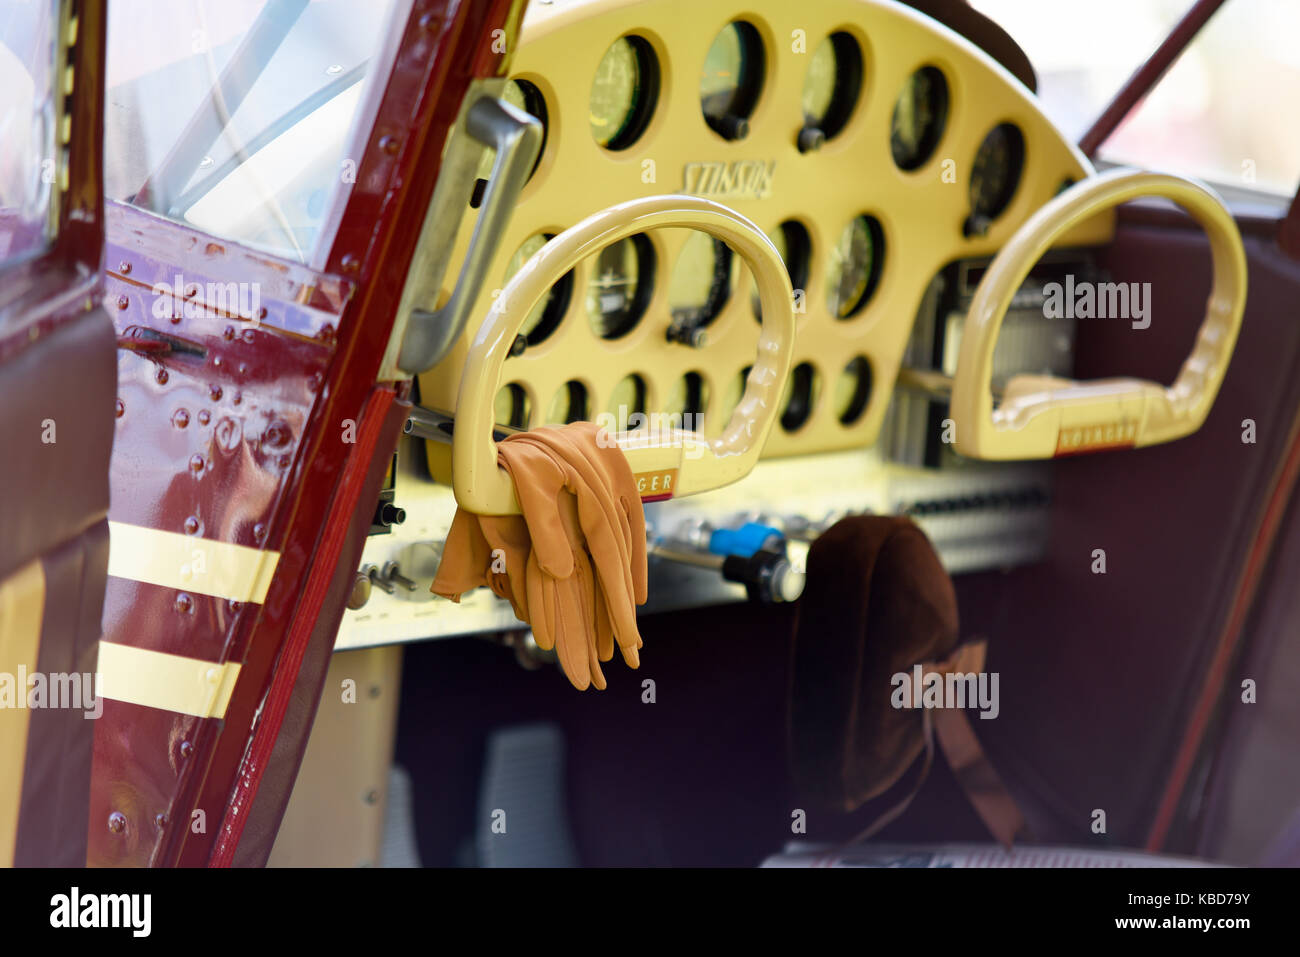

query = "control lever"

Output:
[[722, 548, 806, 605], [398, 96, 544, 374], [403, 404, 520, 445], [649, 530, 805, 604]]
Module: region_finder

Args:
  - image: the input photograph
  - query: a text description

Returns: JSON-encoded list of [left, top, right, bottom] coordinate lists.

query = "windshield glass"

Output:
[[105, 0, 399, 265], [972, 0, 1300, 197]]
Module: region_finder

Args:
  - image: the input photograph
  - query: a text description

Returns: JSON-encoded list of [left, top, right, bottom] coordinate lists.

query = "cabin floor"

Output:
[[393, 601, 997, 867]]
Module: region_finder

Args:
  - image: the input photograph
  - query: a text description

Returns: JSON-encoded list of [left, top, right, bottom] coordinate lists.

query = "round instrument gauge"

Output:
[[799, 32, 863, 150], [890, 66, 948, 171], [668, 230, 737, 331], [503, 233, 573, 346], [826, 214, 885, 319], [753, 220, 811, 319], [585, 233, 654, 339], [606, 374, 648, 431], [965, 123, 1025, 236], [494, 382, 532, 430], [590, 36, 659, 150], [701, 21, 765, 140]]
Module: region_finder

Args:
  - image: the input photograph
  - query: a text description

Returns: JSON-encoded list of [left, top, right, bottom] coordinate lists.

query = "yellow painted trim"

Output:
[[96, 641, 241, 719], [0, 560, 47, 868], [107, 521, 280, 604]]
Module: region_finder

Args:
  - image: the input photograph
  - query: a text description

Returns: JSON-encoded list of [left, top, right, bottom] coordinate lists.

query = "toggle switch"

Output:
[[381, 561, 419, 592], [363, 563, 395, 595]]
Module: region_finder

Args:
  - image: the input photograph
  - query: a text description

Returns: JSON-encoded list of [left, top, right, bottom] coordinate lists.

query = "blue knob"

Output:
[[708, 522, 783, 558]]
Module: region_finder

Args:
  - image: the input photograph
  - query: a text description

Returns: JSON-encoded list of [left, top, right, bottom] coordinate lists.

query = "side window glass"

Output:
[[105, 0, 398, 266], [0, 0, 58, 265]]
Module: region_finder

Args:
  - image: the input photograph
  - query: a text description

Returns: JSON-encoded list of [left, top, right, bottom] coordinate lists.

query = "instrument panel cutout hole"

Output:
[[586, 233, 655, 339], [547, 380, 590, 425], [827, 214, 885, 319], [754, 220, 812, 320], [834, 356, 872, 425], [701, 20, 766, 141], [891, 65, 948, 171], [964, 122, 1025, 237], [494, 382, 532, 431], [780, 362, 821, 432], [607, 374, 649, 430], [669, 230, 738, 332], [505, 232, 575, 346], [668, 370, 710, 427], [801, 31, 864, 148], [591, 36, 660, 151]]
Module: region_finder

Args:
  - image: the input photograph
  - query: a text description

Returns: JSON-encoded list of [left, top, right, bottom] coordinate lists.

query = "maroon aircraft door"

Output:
[[87, 0, 523, 867]]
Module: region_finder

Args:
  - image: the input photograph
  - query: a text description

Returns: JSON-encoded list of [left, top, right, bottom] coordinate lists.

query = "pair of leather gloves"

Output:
[[431, 422, 648, 690]]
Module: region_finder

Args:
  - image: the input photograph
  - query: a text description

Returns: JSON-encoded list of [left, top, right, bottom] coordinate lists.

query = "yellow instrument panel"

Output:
[[418, 0, 1115, 464]]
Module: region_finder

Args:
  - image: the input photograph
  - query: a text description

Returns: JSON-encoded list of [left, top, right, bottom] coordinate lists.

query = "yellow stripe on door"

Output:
[[96, 642, 241, 719], [107, 521, 279, 604]]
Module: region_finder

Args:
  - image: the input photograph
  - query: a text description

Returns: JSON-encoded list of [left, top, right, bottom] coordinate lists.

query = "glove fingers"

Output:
[[623, 498, 649, 605], [580, 519, 639, 640], [611, 492, 647, 600], [525, 554, 555, 653], [534, 429, 647, 626], [619, 634, 641, 671], [546, 429, 644, 678], [593, 578, 615, 663], [550, 482, 627, 676], [479, 516, 532, 620], [563, 460, 643, 640], [550, 573, 597, 691], [566, 432, 649, 609], [573, 556, 608, 690], [498, 438, 575, 578], [454, 423, 647, 691], [591, 565, 642, 659]]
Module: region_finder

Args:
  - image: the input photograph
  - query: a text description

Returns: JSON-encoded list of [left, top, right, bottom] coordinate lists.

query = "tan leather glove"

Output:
[[431, 422, 647, 690]]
